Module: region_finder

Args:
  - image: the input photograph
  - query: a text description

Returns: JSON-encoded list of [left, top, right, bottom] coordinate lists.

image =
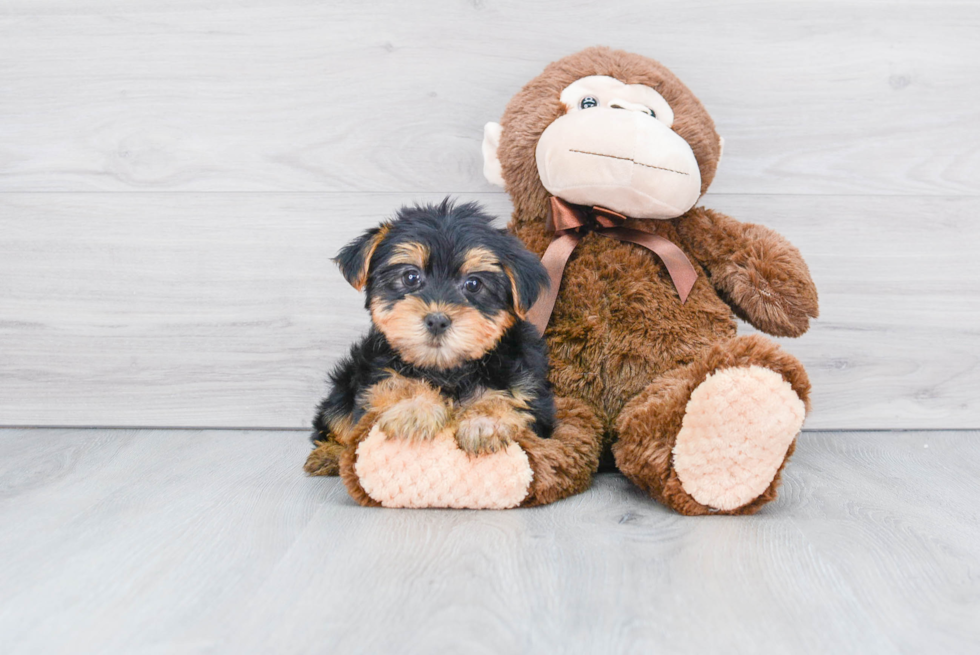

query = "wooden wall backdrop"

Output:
[[1, 0, 978, 430]]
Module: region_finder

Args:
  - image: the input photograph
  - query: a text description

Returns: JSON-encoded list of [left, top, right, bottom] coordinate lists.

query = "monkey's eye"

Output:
[[579, 96, 599, 109], [402, 269, 422, 289], [463, 276, 482, 294]]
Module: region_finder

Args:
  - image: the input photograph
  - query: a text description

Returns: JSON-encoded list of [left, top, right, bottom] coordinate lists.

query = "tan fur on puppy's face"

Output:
[[371, 296, 515, 370], [460, 247, 530, 319], [460, 246, 502, 275], [349, 224, 390, 291], [389, 241, 430, 268]]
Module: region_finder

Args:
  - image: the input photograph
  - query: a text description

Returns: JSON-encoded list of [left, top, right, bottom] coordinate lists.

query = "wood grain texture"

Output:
[[0, 0, 978, 195], [1, 0, 977, 431], [0, 428, 977, 654], [2, 192, 978, 430]]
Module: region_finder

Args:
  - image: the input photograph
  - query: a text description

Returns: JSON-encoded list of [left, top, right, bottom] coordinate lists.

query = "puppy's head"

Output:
[[336, 199, 548, 370]]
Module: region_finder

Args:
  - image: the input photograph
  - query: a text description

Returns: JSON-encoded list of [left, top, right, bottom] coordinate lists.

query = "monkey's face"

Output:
[[334, 202, 548, 370], [483, 47, 723, 222], [535, 76, 703, 219]]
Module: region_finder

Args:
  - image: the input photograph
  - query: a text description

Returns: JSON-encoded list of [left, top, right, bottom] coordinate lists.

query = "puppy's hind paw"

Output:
[[304, 440, 345, 476]]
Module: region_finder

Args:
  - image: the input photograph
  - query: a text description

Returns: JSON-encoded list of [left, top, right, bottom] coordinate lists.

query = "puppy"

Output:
[[311, 199, 556, 463]]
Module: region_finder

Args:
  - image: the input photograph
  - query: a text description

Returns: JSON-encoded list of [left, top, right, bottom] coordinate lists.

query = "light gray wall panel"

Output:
[[1, 193, 976, 430], [1, 0, 975, 429], [0, 1, 977, 195]]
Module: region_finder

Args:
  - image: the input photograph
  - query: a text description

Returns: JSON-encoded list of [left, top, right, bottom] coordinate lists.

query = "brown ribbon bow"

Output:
[[525, 197, 699, 334]]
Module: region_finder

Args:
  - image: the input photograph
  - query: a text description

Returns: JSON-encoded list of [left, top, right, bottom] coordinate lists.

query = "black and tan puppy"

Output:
[[308, 199, 555, 471]]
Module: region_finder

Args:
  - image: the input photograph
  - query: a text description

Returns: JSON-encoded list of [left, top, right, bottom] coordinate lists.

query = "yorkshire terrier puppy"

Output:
[[309, 199, 555, 468]]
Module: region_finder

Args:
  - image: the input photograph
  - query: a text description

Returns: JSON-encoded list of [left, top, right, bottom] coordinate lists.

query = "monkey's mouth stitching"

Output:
[[568, 149, 688, 176]]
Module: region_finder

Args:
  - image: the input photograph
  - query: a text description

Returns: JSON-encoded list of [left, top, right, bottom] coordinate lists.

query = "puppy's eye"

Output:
[[580, 96, 598, 109], [647, 108, 656, 118], [402, 269, 421, 289], [463, 276, 482, 294]]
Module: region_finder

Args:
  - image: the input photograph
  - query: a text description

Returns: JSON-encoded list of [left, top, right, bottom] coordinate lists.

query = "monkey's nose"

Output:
[[610, 98, 652, 114], [424, 312, 452, 336]]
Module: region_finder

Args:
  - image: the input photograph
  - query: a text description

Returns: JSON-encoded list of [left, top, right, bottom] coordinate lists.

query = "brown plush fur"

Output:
[[498, 46, 819, 514], [613, 335, 809, 515], [514, 397, 603, 507]]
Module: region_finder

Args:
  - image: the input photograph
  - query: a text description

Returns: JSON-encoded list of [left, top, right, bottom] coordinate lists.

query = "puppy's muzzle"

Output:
[[424, 312, 452, 337]]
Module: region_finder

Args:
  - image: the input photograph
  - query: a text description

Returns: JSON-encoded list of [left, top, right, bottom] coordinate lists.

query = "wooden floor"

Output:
[[1, 428, 977, 654]]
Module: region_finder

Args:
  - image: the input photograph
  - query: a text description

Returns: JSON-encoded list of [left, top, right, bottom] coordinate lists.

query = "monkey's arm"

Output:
[[674, 207, 819, 337]]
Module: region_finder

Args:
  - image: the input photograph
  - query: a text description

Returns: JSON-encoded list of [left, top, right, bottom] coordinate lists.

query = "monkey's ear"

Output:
[[482, 122, 505, 188], [334, 225, 389, 291], [502, 245, 550, 318]]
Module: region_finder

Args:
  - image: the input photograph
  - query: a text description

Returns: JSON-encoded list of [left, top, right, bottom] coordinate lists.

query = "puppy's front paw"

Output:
[[455, 414, 517, 456], [376, 395, 449, 442]]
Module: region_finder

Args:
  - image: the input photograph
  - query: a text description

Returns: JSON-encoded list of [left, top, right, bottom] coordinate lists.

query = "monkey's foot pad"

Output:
[[672, 365, 805, 511], [354, 426, 534, 509]]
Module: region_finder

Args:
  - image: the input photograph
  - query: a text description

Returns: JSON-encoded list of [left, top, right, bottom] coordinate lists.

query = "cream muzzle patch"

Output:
[[534, 75, 702, 220]]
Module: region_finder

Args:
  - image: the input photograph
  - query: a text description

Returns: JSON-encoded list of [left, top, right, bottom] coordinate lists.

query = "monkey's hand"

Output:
[[677, 209, 819, 337], [365, 375, 451, 442], [718, 221, 819, 337], [454, 389, 533, 456]]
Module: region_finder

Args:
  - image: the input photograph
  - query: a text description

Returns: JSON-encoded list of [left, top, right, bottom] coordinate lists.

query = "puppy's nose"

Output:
[[424, 312, 452, 336]]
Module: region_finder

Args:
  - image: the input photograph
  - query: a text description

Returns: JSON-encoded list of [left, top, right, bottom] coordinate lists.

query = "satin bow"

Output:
[[525, 197, 699, 334]]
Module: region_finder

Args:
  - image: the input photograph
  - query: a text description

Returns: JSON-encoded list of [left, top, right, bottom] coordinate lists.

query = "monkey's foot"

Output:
[[671, 365, 805, 511], [353, 426, 533, 509]]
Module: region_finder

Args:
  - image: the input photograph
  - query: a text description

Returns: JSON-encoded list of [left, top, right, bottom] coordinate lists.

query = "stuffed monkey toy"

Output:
[[480, 46, 819, 515], [308, 47, 817, 515]]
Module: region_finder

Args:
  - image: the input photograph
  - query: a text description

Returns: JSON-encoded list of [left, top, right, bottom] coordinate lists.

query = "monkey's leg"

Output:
[[338, 395, 602, 509], [613, 334, 811, 516], [514, 396, 603, 507], [304, 373, 450, 480], [311, 374, 452, 506]]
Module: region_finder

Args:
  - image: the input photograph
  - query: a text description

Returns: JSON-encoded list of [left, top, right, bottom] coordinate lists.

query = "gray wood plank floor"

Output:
[[1, 428, 977, 654]]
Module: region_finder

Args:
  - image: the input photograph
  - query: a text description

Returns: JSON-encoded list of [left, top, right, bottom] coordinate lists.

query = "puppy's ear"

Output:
[[334, 224, 390, 291], [501, 243, 550, 318]]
